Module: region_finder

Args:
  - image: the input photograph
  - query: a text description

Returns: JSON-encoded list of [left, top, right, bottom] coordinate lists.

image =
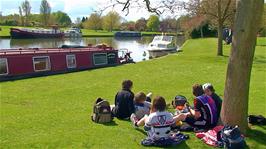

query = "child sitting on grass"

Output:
[[202, 83, 222, 122], [133, 96, 186, 140], [130, 92, 151, 125]]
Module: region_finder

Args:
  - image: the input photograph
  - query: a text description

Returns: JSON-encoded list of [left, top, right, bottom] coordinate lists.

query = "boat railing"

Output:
[[0, 47, 115, 55]]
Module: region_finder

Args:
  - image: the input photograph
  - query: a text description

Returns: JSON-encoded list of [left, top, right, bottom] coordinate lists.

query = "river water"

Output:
[[0, 36, 185, 62]]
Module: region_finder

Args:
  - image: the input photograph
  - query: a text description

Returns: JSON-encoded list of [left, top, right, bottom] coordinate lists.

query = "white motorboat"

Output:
[[64, 27, 82, 38], [147, 35, 178, 58]]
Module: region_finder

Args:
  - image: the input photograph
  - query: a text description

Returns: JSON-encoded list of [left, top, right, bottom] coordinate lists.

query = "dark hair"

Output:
[[134, 92, 146, 103], [207, 85, 215, 92], [122, 80, 133, 90], [192, 84, 204, 96], [151, 96, 166, 112]]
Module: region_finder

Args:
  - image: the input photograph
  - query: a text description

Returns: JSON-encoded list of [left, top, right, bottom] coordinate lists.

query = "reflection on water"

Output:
[[0, 36, 185, 62]]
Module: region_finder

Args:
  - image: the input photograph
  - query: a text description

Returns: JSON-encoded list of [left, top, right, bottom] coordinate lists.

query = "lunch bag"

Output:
[[91, 98, 112, 123]]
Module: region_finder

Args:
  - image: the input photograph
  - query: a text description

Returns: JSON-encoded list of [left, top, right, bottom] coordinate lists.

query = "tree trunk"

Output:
[[221, 0, 264, 134], [217, 0, 223, 56], [217, 23, 223, 56], [200, 26, 203, 38]]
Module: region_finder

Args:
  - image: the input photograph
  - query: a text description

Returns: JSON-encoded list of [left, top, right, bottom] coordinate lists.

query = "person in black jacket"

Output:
[[112, 80, 135, 119], [202, 83, 222, 121]]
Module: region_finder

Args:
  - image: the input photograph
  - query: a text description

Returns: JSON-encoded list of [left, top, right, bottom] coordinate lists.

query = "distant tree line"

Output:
[[0, 0, 71, 27]]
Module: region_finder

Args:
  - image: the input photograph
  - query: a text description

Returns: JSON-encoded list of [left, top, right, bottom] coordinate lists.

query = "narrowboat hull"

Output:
[[0, 45, 119, 81], [10, 28, 64, 39]]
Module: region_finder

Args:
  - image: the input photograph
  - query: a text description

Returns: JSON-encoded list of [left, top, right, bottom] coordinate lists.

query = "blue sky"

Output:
[[0, 0, 187, 21]]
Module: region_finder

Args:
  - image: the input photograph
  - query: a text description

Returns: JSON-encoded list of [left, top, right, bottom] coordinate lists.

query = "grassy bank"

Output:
[[0, 38, 266, 148], [0, 26, 174, 38]]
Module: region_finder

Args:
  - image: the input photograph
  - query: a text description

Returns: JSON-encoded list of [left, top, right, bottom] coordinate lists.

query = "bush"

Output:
[[190, 24, 217, 38]]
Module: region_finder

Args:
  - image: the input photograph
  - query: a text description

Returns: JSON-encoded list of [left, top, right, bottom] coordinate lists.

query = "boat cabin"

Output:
[[0, 45, 119, 81]]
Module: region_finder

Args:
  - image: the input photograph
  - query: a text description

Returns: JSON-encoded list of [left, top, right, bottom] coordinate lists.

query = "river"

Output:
[[0, 36, 185, 62]]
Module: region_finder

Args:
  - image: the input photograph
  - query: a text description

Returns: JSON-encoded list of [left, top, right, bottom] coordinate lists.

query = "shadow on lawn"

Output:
[[102, 121, 118, 126], [148, 141, 190, 149], [246, 127, 266, 146]]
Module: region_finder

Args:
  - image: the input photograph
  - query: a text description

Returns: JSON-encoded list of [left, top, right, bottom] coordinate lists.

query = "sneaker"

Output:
[[147, 92, 152, 98], [130, 113, 139, 128], [146, 92, 152, 102]]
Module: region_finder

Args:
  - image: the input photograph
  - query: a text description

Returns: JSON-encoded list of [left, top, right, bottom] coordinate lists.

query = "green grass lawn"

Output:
[[0, 38, 266, 148]]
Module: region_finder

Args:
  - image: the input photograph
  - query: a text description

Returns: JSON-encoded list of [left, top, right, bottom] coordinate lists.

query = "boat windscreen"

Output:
[[162, 36, 172, 42]]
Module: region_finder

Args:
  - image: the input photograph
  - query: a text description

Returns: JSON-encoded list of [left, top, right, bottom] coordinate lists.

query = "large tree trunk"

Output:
[[221, 0, 264, 134], [217, 23, 223, 56]]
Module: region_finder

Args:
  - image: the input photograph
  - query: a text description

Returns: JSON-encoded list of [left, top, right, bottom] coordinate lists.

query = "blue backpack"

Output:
[[217, 125, 246, 149]]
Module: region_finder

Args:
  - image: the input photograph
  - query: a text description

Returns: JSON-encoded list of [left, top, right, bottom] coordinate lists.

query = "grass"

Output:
[[0, 38, 266, 148]]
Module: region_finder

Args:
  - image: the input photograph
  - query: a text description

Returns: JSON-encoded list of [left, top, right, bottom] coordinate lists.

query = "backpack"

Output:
[[172, 95, 187, 108], [217, 125, 246, 149], [91, 98, 112, 123], [248, 115, 266, 125]]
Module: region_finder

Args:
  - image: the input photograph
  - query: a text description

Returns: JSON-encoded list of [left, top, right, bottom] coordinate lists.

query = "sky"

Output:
[[0, 0, 187, 22]]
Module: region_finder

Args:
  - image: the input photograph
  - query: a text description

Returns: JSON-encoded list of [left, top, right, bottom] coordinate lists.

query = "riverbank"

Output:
[[0, 26, 177, 38], [1, 38, 265, 148]]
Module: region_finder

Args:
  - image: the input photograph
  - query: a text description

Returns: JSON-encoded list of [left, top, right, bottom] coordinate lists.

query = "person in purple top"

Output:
[[184, 84, 218, 130]]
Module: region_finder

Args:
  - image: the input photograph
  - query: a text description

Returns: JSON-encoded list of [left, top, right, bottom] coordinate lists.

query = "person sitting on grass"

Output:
[[132, 96, 186, 140], [130, 92, 152, 125], [202, 83, 222, 122], [112, 80, 135, 119], [184, 84, 218, 131]]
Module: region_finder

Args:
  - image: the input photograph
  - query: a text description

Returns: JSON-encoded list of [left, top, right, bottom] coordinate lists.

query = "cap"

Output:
[[202, 83, 213, 90]]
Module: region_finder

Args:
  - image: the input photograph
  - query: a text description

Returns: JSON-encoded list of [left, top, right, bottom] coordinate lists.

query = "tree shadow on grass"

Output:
[[246, 127, 266, 146]]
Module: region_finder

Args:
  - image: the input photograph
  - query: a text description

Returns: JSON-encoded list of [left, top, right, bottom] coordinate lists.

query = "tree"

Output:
[[81, 17, 86, 22], [120, 21, 135, 31], [147, 15, 160, 31], [84, 13, 102, 31], [52, 11, 72, 26], [21, 0, 31, 26], [187, 0, 236, 56], [160, 17, 178, 32], [18, 7, 24, 26], [102, 11, 121, 31], [221, 0, 264, 133], [135, 18, 147, 31], [40, 0, 51, 26]]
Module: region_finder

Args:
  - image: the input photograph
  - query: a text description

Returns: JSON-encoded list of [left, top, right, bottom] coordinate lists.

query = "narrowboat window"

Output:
[[33, 56, 50, 72], [0, 58, 8, 75], [66, 54, 76, 68], [93, 53, 107, 65]]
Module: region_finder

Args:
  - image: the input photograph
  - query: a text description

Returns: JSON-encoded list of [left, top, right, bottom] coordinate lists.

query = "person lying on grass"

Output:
[[130, 92, 151, 124], [202, 83, 222, 123], [112, 80, 135, 119], [132, 96, 186, 140], [183, 84, 218, 131]]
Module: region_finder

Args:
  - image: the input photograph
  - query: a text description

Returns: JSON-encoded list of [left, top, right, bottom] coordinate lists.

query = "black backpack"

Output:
[[217, 125, 246, 149], [91, 98, 112, 123], [248, 115, 266, 125], [172, 95, 187, 108]]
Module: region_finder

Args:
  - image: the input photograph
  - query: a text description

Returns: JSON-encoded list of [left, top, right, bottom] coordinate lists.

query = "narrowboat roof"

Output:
[[0, 45, 116, 56]]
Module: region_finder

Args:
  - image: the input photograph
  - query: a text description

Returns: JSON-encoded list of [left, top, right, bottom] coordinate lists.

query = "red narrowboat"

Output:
[[0, 45, 119, 81]]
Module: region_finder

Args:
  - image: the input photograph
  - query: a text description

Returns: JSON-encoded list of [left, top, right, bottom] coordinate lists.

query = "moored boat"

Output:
[[0, 44, 119, 81], [10, 26, 64, 39], [147, 35, 178, 58], [64, 27, 82, 38], [114, 31, 141, 38]]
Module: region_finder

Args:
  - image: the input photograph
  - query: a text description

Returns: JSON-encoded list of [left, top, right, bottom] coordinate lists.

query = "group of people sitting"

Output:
[[111, 80, 222, 142]]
